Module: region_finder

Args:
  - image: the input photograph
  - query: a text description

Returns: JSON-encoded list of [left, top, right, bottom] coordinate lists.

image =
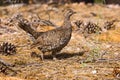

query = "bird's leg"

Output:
[[37, 50, 44, 61], [40, 52, 44, 61], [31, 47, 44, 61]]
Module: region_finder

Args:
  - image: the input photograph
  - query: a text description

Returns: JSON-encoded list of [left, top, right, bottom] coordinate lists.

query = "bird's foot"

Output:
[[53, 57, 57, 61], [40, 53, 44, 61]]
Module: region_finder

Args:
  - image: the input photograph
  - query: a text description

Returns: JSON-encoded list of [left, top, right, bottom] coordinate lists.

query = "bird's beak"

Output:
[[73, 12, 76, 14]]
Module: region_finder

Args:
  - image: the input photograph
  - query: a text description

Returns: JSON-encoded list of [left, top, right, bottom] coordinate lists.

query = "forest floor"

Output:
[[0, 3, 120, 80]]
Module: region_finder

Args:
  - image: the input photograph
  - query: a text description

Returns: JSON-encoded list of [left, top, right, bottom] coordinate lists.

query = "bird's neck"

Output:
[[63, 15, 71, 28]]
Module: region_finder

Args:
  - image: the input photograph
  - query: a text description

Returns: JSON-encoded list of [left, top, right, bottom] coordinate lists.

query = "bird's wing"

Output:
[[30, 39, 42, 49]]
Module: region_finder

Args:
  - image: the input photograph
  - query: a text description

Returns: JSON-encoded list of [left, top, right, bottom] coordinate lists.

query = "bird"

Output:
[[18, 9, 76, 60]]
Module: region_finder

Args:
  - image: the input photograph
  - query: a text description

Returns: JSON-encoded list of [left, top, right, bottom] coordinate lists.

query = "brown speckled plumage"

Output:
[[18, 9, 76, 60]]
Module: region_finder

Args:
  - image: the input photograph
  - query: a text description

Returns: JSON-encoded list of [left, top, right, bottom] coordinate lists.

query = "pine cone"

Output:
[[104, 20, 116, 30], [0, 42, 16, 55], [84, 22, 102, 34]]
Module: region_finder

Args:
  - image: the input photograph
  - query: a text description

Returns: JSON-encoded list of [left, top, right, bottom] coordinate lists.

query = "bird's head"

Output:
[[65, 9, 76, 17]]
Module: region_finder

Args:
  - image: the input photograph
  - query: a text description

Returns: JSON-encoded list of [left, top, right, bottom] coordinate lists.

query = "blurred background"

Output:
[[0, 0, 120, 6]]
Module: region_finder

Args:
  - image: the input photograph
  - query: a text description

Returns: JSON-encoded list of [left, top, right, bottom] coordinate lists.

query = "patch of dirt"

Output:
[[0, 2, 120, 80]]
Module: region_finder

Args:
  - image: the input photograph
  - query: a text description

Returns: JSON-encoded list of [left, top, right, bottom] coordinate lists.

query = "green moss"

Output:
[[94, 0, 105, 4]]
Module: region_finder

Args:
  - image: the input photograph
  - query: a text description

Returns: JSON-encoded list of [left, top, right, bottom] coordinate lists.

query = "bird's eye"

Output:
[[34, 20, 36, 22]]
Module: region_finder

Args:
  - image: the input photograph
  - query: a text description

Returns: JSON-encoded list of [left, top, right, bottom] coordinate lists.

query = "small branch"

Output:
[[0, 59, 17, 76]]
